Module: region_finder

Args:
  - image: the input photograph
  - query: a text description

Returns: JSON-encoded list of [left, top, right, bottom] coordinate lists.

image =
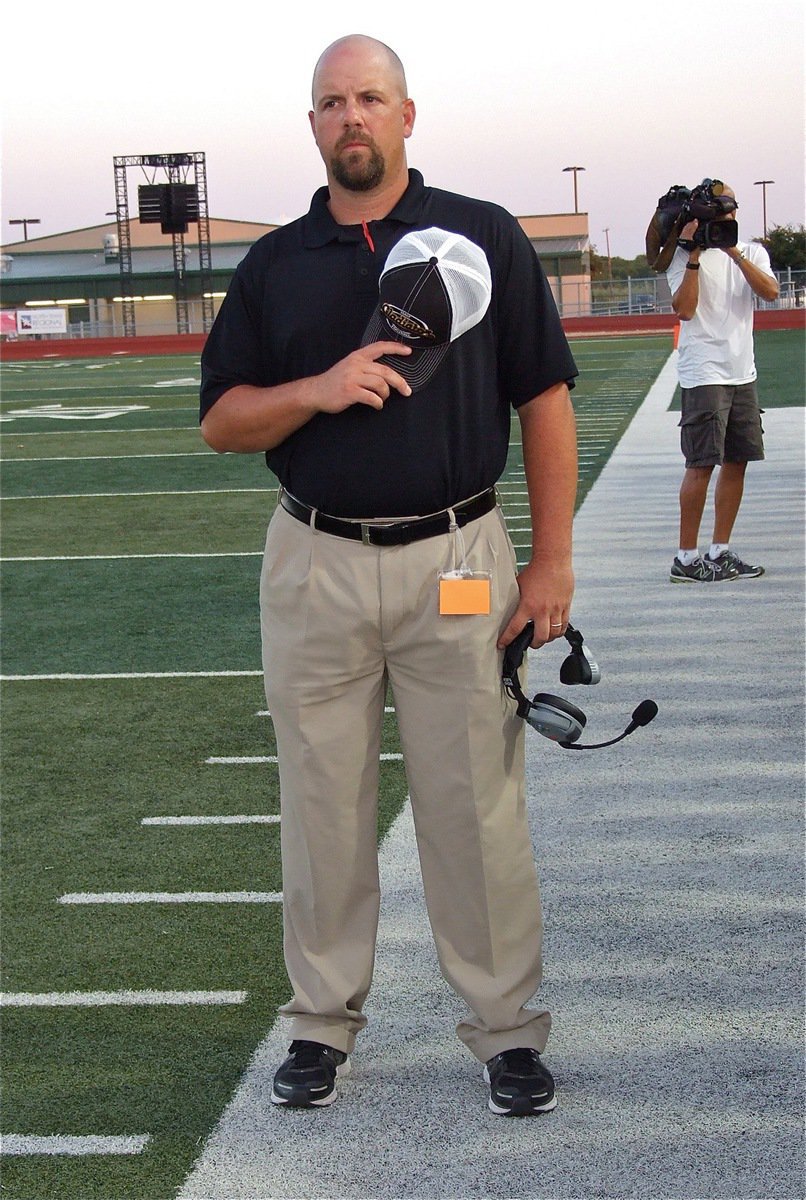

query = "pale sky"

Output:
[[2, 0, 803, 260]]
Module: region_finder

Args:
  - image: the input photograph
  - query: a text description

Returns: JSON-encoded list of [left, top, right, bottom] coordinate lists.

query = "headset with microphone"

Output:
[[502, 620, 658, 750]]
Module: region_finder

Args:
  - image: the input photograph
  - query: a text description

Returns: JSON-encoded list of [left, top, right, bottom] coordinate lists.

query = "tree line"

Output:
[[591, 224, 805, 279]]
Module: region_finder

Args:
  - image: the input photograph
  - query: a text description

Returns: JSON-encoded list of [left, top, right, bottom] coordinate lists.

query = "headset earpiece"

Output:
[[559, 650, 592, 685], [525, 693, 586, 743], [560, 625, 601, 686]]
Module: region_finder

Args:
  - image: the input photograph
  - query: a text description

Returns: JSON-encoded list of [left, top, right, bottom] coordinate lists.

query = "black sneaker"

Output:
[[705, 550, 765, 579], [271, 1040, 350, 1108], [670, 555, 737, 583], [484, 1047, 557, 1116]]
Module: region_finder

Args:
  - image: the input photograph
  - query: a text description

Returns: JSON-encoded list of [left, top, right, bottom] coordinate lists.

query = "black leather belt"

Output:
[[278, 488, 497, 547]]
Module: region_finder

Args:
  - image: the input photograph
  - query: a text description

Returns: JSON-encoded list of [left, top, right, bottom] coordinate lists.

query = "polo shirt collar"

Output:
[[303, 169, 426, 247]]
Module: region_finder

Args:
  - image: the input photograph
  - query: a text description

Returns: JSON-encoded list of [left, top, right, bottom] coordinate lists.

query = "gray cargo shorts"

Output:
[[679, 382, 765, 468]]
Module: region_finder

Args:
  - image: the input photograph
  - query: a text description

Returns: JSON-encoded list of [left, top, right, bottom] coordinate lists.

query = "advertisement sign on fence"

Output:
[[16, 308, 68, 335]]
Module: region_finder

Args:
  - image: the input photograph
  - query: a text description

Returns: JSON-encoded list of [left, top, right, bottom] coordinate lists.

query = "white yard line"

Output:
[[3, 452, 214, 463], [2, 488, 269, 500], [1, 671, 263, 681], [205, 754, 403, 765], [1, 553, 262, 562], [58, 892, 282, 905], [0, 990, 246, 1007], [1, 1135, 151, 1157], [141, 815, 279, 826]]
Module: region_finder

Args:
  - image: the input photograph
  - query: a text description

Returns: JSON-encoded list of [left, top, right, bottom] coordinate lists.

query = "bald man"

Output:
[[200, 34, 579, 1116]]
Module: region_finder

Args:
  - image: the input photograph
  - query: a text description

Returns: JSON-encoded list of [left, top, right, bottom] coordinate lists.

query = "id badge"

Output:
[[438, 570, 492, 615]]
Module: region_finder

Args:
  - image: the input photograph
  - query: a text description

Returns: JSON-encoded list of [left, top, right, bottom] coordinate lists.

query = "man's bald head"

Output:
[[312, 35, 408, 106]]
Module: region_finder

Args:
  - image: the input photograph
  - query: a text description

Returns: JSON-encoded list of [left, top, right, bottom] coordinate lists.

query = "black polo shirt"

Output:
[[200, 170, 577, 517]]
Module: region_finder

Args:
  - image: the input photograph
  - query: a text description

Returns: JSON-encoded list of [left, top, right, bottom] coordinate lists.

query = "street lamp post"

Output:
[[9, 218, 41, 241], [753, 180, 775, 239], [562, 166, 586, 214], [603, 227, 612, 279]]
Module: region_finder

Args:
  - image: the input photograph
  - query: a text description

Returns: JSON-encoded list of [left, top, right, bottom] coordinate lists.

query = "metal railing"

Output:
[[558, 270, 805, 319]]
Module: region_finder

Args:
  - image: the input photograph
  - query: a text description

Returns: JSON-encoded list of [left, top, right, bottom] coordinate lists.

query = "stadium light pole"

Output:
[[603, 227, 612, 279], [9, 217, 40, 241], [563, 166, 586, 213], [753, 180, 774, 239]]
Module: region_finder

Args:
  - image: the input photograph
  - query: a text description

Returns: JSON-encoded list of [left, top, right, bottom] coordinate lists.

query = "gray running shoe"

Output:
[[706, 550, 765, 579], [670, 555, 737, 583]]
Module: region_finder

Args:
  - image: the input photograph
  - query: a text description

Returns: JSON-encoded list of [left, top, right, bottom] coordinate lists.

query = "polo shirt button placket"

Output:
[[356, 242, 377, 295]]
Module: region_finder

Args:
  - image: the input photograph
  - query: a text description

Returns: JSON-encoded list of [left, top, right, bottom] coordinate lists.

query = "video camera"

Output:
[[647, 178, 739, 270], [676, 179, 738, 249]]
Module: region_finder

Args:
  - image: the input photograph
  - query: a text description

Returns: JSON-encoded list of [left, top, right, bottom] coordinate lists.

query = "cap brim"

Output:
[[361, 307, 450, 392]]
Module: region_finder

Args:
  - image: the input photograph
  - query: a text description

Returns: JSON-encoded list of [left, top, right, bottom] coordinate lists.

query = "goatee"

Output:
[[331, 144, 386, 192]]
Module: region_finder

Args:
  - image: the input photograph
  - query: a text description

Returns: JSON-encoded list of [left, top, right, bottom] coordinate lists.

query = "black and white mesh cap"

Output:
[[361, 227, 493, 391]]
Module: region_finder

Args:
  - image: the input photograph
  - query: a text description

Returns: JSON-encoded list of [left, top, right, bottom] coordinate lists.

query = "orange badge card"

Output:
[[438, 575, 491, 615]]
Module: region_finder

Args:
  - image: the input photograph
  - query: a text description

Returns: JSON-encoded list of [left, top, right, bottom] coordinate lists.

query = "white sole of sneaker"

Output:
[[270, 1087, 336, 1107], [669, 575, 736, 583], [483, 1065, 557, 1116], [270, 1056, 351, 1107], [487, 1094, 558, 1116]]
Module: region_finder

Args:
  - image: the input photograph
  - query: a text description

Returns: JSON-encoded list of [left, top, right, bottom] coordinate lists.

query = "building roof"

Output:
[[1, 217, 277, 254], [1, 245, 253, 283]]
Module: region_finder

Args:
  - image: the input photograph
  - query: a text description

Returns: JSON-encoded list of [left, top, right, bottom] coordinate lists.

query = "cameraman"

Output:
[[667, 184, 779, 583]]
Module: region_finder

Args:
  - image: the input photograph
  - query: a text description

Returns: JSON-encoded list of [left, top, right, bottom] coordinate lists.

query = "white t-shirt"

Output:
[[666, 241, 776, 388]]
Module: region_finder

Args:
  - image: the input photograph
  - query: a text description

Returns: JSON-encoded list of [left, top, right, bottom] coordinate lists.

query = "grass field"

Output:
[[0, 330, 799, 1200], [667, 327, 805, 409]]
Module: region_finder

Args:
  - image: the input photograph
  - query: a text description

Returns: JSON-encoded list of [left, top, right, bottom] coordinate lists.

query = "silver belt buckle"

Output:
[[361, 520, 401, 545]]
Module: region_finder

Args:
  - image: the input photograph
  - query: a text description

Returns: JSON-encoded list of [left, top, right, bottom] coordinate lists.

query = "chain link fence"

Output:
[[558, 269, 805, 319]]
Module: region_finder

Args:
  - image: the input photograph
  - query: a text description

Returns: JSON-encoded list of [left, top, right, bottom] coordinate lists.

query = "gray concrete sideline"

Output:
[[180, 356, 805, 1200]]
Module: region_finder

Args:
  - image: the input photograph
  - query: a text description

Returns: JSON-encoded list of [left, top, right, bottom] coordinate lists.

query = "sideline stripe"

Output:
[[205, 754, 404, 764], [3, 488, 269, 500], [4, 452, 214, 463], [2, 552, 262, 562], [257, 706, 396, 716], [2, 425, 197, 436], [58, 892, 283, 904], [1, 671, 263, 681], [0, 990, 246, 1007], [142, 815, 279, 826], [1, 1135, 151, 1157]]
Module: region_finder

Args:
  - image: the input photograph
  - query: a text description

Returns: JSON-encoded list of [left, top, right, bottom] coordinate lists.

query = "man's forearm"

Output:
[[200, 342, 413, 453], [520, 382, 577, 565], [726, 248, 780, 302], [672, 247, 702, 320], [200, 380, 319, 454], [495, 381, 577, 646]]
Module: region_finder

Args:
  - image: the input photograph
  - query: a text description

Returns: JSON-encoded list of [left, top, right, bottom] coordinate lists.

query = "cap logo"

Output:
[[381, 302, 437, 342]]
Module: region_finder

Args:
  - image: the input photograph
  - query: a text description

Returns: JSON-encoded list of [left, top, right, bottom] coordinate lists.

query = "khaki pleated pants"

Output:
[[260, 501, 551, 1063]]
